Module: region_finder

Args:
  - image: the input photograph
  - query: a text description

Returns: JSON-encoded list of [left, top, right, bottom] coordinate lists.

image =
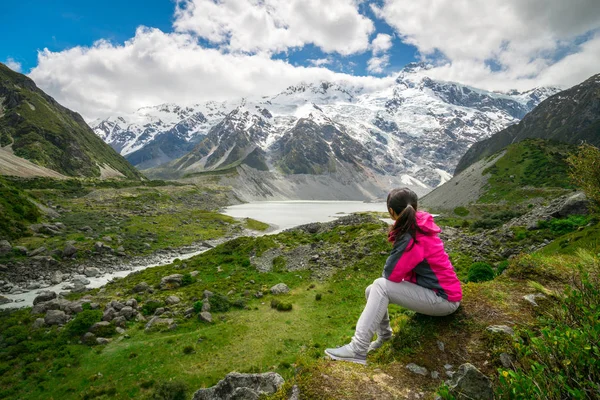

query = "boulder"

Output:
[[192, 372, 285, 400], [72, 275, 91, 286], [144, 316, 176, 332], [84, 267, 101, 278], [96, 337, 111, 345], [45, 310, 68, 326], [63, 244, 78, 258], [406, 363, 428, 376], [119, 306, 134, 320], [160, 274, 183, 290], [203, 290, 214, 299], [447, 363, 493, 400], [112, 316, 127, 328], [165, 295, 181, 305], [270, 283, 290, 295], [202, 300, 211, 312], [32, 318, 46, 329], [557, 193, 589, 217], [28, 247, 47, 257], [33, 291, 57, 305], [50, 271, 63, 284], [132, 282, 150, 293], [198, 312, 213, 323], [0, 240, 12, 256], [108, 300, 125, 311], [0, 295, 13, 305], [32, 298, 78, 315], [499, 353, 513, 368], [102, 307, 116, 322]]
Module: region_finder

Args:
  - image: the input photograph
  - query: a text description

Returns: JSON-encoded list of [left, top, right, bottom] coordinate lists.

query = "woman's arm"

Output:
[[382, 233, 424, 280]]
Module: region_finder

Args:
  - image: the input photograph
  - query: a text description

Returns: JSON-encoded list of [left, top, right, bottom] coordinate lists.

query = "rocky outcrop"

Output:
[[160, 274, 183, 290], [192, 372, 284, 400], [447, 363, 493, 400]]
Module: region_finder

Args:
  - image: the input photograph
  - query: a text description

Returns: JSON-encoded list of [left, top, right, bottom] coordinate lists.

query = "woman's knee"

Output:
[[365, 284, 372, 299]]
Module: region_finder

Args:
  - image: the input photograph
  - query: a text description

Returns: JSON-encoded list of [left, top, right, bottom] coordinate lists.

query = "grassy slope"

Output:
[[0, 63, 141, 179], [0, 177, 41, 240]]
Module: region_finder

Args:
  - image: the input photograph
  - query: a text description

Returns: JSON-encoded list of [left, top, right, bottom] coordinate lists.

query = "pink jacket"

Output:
[[384, 211, 462, 302]]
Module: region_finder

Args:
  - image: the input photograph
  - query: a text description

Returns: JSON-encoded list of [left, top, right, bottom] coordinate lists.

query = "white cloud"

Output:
[[173, 0, 375, 55], [4, 57, 22, 72], [373, 0, 600, 90], [371, 33, 392, 56], [367, 55, 389, 74], [308, 58, 332, 67], [29, 27, 392, 120]]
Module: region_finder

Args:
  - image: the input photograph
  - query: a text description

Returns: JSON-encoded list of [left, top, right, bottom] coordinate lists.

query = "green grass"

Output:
[[0, 177, 41, 240], [479, 139, 576, 204], [244, 218, 270, 231], [538, 218, 600, 256]]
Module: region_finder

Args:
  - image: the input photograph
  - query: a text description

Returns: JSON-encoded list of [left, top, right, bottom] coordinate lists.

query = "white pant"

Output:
[[350, 278, 460, 355]]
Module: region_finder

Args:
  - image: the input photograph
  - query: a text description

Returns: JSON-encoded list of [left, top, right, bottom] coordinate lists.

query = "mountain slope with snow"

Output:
[[91, 62, 560, 188]]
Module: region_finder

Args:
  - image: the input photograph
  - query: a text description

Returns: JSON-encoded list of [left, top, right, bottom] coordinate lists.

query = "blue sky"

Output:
[[1, 0, 418, 76], [2, 0, 598, 119]]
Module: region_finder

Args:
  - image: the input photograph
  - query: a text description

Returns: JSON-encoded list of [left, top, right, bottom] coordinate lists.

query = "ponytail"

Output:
[[387, 188, 424, 248]]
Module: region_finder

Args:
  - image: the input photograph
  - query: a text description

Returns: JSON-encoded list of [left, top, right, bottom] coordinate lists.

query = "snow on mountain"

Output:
[[91, 62, 560, 187]]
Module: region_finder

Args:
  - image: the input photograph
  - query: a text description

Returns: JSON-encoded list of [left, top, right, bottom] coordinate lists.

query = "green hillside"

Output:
[[0, 63, 142, 179]]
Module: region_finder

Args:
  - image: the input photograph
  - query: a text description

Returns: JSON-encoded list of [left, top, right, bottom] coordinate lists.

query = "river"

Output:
[[1, 201, 389, 309]]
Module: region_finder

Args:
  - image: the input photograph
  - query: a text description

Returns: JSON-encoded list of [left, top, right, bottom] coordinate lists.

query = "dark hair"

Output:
[[387, 188, 424, 246]]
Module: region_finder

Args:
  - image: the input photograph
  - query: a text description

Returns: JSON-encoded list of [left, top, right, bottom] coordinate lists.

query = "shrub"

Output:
[[538, 215, 589, 235], [272, 256, 286, 272], [453, 206, 470, 217], [497, 254, 600, 399], [193, 301, 203, 313], [141, 300, 163, 316], [64, 310, 102, 337], [467, 262, 495, 283], [208, 294, 230, 313], [496, 260, 509, 275], [270, 299, 281, 309], [315, 293, 322, 301], [276, 302, 293, 312], [182, 346, 195, 355], [152, 381, 187, 400], [232, 298, 246, 309], [181, 273, 194, 287], [567, 143, 600, 211]]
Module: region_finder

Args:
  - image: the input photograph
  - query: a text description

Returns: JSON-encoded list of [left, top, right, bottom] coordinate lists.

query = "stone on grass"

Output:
[[63, 244, 78, 258], [112, 316, 127, 328], [203, 290, 214, 299], [199, 312, 213, 323], [160, 274, 183, 289], [116, 327, 126, 334], [119, 306, 135, 320], [270, 283, 289, 295], [33, 291, 57, 305], [558, 193, 589, 217], [29, 247, 47, 257], [102, 308, 116, 322], [82, 332, 96, 345], [165, 295, 181, 305], [96, 337, 111, 345], [132, 282, 150, 293], [447, 363, 493, 400], [125, 299, 138, 309], [32, 318, 46, 329], [486, 325, 515, 336], [145, 317, 176, 332], [499, 353, 513, 368], [406, 363, 428, 376], [192, 372, 284, 400], [45, 310, 68, 326], [90, 321, 111, 334], [0, 240, 12, 255], [51, 271, 63, 284]]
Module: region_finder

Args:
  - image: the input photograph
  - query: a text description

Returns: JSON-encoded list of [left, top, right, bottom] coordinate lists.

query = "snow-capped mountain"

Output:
[[91, 62, 561, 187]]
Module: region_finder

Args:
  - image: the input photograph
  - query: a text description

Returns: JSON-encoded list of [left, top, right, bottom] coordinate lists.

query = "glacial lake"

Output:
[[1, 201, 390, 308], [222, 200, 389, 233]]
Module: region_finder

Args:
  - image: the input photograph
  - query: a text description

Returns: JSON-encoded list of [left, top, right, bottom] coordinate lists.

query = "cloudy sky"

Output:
[[2, 0, 600, 120]]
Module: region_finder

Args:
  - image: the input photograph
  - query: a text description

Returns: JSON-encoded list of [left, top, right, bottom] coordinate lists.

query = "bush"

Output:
[[182, 346, 195, 355], [315, 293, 322, 301], [497, 253, 600, 399], [152, 381, 187, 400], [538, 215, 590, 236], [496, 260, 509, 275], [64, 310, 102, 337], [270, 299, 281, 309], [567, 144, 600, 211], [232, 298, 246, 309], [272, 256, 286, 272], [141, 300, 163, 316], [193, 301, 203, 313], [276, 302, 293, 312], [181, 273, 194, 286], [467, 262, 495, 283], [453, 206, 470, 217], [208, 294, 231, 313]]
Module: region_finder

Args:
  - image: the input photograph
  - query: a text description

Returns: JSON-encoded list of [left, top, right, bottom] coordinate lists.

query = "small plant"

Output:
[[232, 298, 246, 309], [276, 302, 293, 312], [496, 260, 509, 275], [181, 273, 194, 286], [270, 299, 281, 309], [315, 293, 322, 301], [467, 262, 495, 283], [208, 294, 231, 312], [63, 310, 102, 337], [272, 256, 286, 272], [141, 300, 163, 316], [151, 381, 187, 400], [567, 143, 600, 211], [193, 301, 203, 313], [140, 379, 155, 389], [453, 206, 470, 217], [183, 345, 195, 354]]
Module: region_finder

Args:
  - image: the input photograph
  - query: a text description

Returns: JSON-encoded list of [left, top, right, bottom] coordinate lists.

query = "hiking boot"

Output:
[[368, 335, 392, 353], [324, 344, 367, 365]]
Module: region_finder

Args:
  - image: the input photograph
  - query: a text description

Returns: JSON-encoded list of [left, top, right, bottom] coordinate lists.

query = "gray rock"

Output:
[[406, 363, 428, 376], [558, 193, 589, 217], [202, 300, 211, 312], [102, 236, 113, 242], [96, 337, 110, 345], [165, 295, 181, 305], [448, 363, 493, 400], [119, 306, 134, 320], [199, 312, 213, 323], [116, 327, 126, 334], [109, 300, 125, 311], [90, 321, 111, 333], [160, 274, 183, 289], [72, 275, 91, 286], [203, 290, 214, 299], [486, 325, 515, 336], [154, 307, 165, 316], [45, 310, 68, 326], [125, 299, 138, 309], [63, 244, 78, 258], [32, 318, 46, 329], [523, 293, 546, 306], [192, 372, 284, 400], [32, 298, 80, 315], [500, 353, 513, 368], [102, 307, 116, 322], [0, 295, 13, 305], [288, 385, 300, 400], [0, 240, 12, 256], [80, 226, 93, 233], [270, 283, 290, 295], [33, 291, 57, 305], [84, 267, 101, 278], [437, 340, 445, 352], [431, 371, 440, 379], [50, 271, 63, 284], [144, 316, 175, 332], [112, 316, 127, 328], [132, 282, 150, 293], [190, 270, 200, 277], [94, 242, 111, 253], [82, 332, 96, 345], [29, 247, 47, 257]]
